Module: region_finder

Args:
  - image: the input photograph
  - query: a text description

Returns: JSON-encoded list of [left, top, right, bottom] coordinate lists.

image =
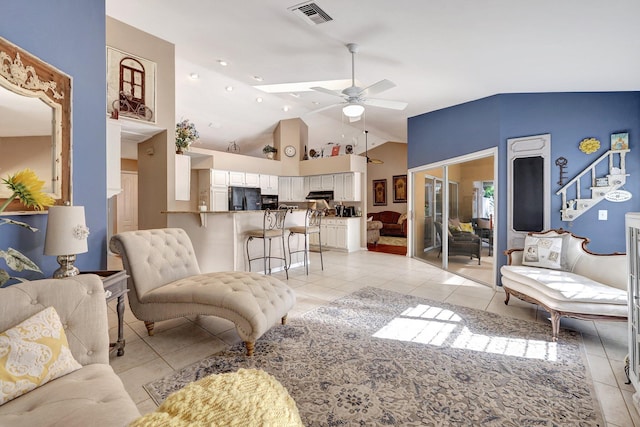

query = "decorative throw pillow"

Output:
[[521, 235, 565, 270], [397, 213, 408, 224], [367, 216, 373, 222], [0, 306, 82, 405], [449, 217, 461, 229], [459, 222, 474, 233]]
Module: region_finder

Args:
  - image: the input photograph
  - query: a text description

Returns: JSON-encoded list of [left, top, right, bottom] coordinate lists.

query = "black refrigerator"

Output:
[[228, 186, 262, 210]]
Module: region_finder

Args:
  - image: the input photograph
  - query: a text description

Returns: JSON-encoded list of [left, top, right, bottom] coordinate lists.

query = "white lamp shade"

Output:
[[343, 103, 364, 118], [44, 206, 89, 256]]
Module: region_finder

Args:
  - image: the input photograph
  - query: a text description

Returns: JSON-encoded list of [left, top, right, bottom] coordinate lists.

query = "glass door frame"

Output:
[[408, 147, 498, 288]]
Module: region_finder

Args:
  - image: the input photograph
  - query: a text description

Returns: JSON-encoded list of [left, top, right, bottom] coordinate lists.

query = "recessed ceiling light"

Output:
[[225, 86, 233, 91], [282, 106, 290, 112], [209, 122, 221, 129], [218, 60, 228, 66], [256, 97, 263, 103], [189, 73, 199, 79], [312, 101, 320, 105], [252, 75, 263, 82]]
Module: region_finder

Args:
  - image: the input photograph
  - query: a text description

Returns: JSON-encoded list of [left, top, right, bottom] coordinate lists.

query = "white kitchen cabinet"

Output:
[[310, 217, 360, 252], [229, 171, 260, 187], [260, 174, 279, 195], [211, 187, 229, 211], [333, 172, 361, 202], [175, 154, 191, 201], [308, 174, 333, 191], [279, 176, 306, 202]]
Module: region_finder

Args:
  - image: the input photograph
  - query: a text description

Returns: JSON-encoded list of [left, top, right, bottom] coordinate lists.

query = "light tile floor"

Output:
[[108, 250, 638, 426]]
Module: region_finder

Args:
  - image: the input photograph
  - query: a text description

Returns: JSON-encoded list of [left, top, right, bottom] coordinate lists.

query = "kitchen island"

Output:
[[165, 210, 308, 273]]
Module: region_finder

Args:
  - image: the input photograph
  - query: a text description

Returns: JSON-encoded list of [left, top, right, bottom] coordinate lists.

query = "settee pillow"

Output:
[[398, 213, 407, 224], [0, 306, 82, 405], [459, 222, 474, 233], [521, 235, 565, 270]]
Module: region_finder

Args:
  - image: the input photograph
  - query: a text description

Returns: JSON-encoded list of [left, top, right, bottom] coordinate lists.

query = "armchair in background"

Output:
[[434, 221, 482, 264]]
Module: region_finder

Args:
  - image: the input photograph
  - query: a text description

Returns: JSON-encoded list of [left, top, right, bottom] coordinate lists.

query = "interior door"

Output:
[[116, 171, 138, 233]]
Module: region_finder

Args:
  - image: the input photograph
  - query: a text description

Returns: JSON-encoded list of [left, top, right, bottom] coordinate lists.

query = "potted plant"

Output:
[[263, 145, 277, 159], [175, 119, 199, 154]]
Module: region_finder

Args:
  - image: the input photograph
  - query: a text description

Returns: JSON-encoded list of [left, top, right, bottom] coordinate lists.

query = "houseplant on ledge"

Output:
[[175, 119, 199, 154], [0, 168, 54, 286], [263, 145, 277, 159]]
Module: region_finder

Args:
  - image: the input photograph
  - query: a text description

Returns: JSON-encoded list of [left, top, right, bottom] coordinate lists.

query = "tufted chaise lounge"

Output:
[[109, 228, 296, 356]]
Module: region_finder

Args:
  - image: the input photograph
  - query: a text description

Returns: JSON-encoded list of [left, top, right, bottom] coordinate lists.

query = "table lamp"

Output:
[[44, 205, 90, 278]]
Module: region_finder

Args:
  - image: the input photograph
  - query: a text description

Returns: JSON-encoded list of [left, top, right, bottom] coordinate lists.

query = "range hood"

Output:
[[306, 190, 334, 200]]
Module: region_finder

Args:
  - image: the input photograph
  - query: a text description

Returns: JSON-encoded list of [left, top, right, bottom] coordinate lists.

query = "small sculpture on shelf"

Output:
[[263, 145, 277, 159]]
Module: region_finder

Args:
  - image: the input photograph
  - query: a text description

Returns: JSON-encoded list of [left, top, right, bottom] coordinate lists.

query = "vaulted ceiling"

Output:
[[106, 0, 640, 157]]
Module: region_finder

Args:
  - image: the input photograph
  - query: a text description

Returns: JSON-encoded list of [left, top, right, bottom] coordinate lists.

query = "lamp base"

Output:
[[52, 254, 80, 278]]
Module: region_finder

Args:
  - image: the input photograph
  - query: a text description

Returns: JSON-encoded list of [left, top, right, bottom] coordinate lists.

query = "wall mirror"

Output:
[[0, 36, 71, 212]]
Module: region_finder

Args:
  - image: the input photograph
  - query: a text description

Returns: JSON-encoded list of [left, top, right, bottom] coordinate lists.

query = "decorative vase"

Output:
[[266, 152, 274, 160], [176, 147, 183, 155]]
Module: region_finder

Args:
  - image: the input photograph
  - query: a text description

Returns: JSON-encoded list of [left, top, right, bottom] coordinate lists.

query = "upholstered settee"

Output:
[[370, 211, 407, 237], [501, 229, 627, 341], [0, 275, 141, 426], [434, 221, 481, 264]]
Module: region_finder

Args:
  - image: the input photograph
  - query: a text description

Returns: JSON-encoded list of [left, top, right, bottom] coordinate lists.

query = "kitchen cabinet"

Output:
[[198, 169, 229, 211], [310, 217, 360, 252], [279, 176, 306, 202], [229, 171, 260, 187], [333, 172, 361, 202], [260, 174, 279, 195], [308, 174, 334, 191]]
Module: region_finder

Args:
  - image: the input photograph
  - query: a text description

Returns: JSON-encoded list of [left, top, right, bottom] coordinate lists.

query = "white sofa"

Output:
[[0, 275, 141, 426], [500, 229, 627, 340]]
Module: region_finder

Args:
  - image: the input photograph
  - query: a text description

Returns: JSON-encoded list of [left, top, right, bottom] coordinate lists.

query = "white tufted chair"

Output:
[[0, 275, 141, 425], [109, 228, 296, 356]]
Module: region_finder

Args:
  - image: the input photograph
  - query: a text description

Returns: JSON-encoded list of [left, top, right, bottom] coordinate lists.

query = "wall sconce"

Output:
[[44, 206, 90, 278]]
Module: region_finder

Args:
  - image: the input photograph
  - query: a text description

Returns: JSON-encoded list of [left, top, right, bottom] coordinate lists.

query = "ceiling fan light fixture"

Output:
[[343, 103, 364, 118]]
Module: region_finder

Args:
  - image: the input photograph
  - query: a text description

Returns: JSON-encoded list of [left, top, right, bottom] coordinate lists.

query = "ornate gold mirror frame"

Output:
[[0, 36, 71, 212]]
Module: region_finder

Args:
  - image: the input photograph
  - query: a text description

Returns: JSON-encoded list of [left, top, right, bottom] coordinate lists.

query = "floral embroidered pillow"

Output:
[[0, 306, 82, 405]]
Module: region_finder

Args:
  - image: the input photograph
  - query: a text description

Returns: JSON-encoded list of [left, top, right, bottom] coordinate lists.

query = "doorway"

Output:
[[410, 149, 497, 287]]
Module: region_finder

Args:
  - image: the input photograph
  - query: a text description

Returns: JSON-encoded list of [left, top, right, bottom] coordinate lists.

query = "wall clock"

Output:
[[284, 145, 296, 157]]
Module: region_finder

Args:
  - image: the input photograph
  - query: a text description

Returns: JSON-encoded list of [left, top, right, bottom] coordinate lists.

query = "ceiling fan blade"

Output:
[[310, 86, 346, 98], [363, 98, 408, 110], [368, 157, 384, 164], [359, 79, 396, 97]]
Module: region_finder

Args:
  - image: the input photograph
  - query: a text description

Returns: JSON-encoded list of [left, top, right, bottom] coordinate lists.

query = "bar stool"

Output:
[[288, 208, 323, 275], [246, 209, 289, 279]]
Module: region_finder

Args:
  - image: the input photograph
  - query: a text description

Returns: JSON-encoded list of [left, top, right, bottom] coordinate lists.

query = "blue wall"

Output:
[[0, 1, 107, 279], [408, 92, 640, 278]]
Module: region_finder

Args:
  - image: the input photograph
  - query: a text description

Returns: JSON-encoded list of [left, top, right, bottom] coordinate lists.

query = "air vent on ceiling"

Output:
[[288, 2, 333, 25]]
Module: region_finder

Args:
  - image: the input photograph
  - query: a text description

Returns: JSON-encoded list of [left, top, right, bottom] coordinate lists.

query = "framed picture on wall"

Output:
[[393, 175, 407, 203], [373, 179, 387, 206], [107, 47, 156, 123], [611, 131, 629, 151]]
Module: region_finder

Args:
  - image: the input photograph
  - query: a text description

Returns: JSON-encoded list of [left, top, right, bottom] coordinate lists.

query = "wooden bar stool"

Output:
[[288, 208, 323, 275], [246, 209, 289, 279]]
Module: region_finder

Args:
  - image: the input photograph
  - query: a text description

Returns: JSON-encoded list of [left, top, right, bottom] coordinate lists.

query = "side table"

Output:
[[84, 270, 129, 356]]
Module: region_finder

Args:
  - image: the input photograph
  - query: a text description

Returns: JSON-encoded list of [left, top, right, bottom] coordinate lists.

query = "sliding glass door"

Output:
[[410, 150, 497, 287]]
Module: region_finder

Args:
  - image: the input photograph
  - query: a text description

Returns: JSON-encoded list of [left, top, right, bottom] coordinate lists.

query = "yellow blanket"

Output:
[[131, 368, 303, 427]]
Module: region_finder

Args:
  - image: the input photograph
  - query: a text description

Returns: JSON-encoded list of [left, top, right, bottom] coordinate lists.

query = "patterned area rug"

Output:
[[144, 287, 603, 426]]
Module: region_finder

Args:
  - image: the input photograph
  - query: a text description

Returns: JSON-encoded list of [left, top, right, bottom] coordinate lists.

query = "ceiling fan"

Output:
[[310, 43, 408, 121], [364, 130, 383, 164]]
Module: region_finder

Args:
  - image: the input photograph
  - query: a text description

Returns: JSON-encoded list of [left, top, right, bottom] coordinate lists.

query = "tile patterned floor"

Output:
[[108, 250, 639, 426]]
